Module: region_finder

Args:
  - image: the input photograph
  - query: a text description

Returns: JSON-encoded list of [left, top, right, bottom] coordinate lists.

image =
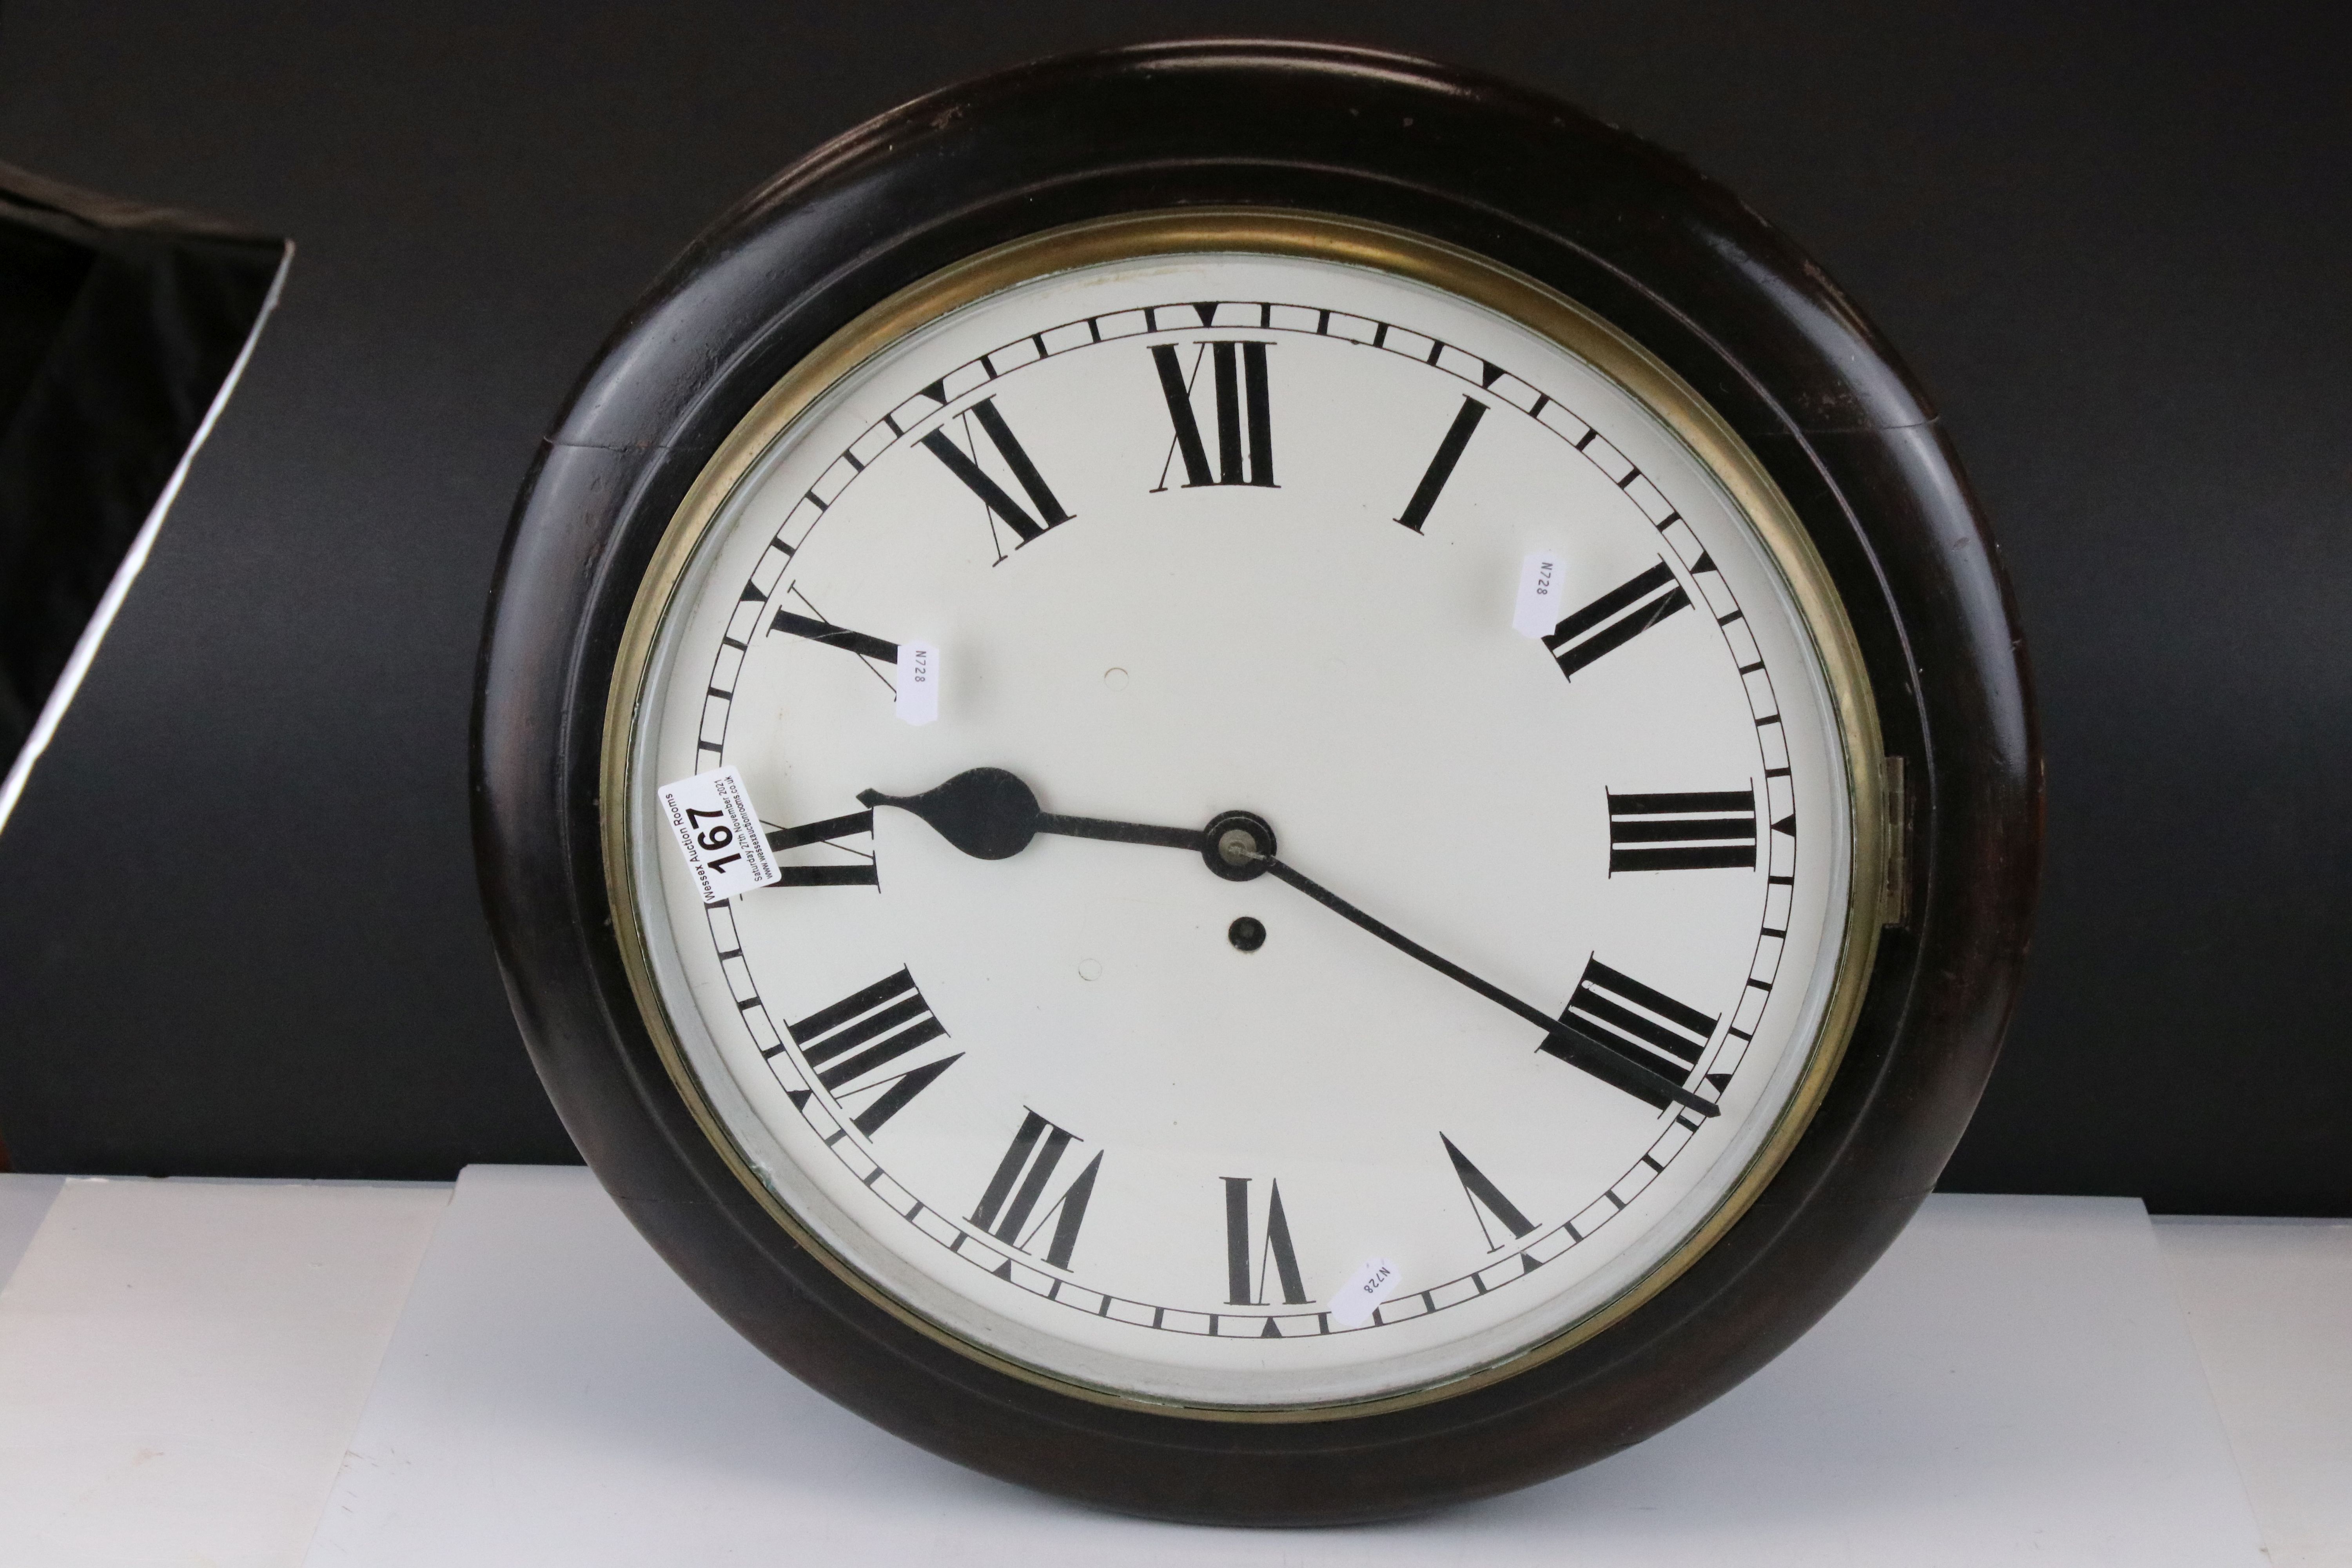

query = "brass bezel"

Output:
[[599, 209, 1889, 1423]]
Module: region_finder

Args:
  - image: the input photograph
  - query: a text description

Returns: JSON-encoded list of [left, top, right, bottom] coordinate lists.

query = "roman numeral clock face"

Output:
[[619, 240, 1869, 1412]]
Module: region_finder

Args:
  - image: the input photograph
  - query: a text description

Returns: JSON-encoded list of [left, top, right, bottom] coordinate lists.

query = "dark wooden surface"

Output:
[[475, 42, 2041, 1523]]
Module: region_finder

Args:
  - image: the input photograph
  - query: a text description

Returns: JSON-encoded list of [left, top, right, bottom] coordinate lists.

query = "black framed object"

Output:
[[0, 162, 286, 809], [475, 40, 2040, 1524]]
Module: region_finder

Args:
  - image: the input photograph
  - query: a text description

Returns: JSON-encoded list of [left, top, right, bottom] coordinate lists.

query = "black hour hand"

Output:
[[861, 766, 1206, 859], [860, 767, 1044, 859]]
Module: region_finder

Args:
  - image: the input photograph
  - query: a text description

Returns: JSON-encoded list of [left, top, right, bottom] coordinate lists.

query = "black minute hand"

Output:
[[1255, 857, 1719, 1119]]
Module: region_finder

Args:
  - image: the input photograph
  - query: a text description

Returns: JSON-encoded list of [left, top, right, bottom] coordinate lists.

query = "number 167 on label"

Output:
[[656, 765, 780, 903]]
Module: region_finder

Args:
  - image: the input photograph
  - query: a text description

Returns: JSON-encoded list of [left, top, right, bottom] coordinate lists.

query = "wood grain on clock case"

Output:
[[473, 40, 2040, 1524]]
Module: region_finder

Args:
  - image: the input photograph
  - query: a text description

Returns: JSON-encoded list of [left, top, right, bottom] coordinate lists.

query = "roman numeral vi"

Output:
[[1222, 1176, 1308, 1306]]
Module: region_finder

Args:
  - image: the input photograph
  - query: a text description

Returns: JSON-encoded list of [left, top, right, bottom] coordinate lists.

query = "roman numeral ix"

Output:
[[1544, 561, 1691, 680], [1151, 341, 1274, 489], [918, 397, 1070, 546], [968, 1111, 1102, 1272], [1607, 789, 1758, 873], [1223, 1176, 1308, 1308], [764, 809, 877, 887], [1545, 959, 1718, 1113], [773, 968, 957, 1136]]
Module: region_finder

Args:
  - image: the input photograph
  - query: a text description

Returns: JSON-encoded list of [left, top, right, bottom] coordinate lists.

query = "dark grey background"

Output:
[[0, 3, 2343, 1213]]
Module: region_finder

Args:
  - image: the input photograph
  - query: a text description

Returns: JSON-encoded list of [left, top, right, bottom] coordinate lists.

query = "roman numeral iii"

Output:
[[1544, 561, 1691, 679], [1607, 789, 1758, 873], [1222, 1176, 1309, 1307], [1545, 958, 1718, 1112], [764, 809, 878, 887], [968, 1110, 1102, 1271], [918, 397, 1071, 545], [773, 968, 956, 1136], [1151, 341, 1274, 489]]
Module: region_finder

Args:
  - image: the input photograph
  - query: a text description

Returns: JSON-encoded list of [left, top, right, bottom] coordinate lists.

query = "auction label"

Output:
[[1512, 552, 1567, 637], [656, 766, 780, 903], [897, 641, 939, 726]]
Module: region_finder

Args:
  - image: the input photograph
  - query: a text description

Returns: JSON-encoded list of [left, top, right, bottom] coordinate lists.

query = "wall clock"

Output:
[[475, 41, 2040, 1524]]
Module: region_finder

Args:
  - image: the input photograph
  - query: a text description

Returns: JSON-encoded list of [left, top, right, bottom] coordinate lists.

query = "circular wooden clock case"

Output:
[[474, 42, 2040, 1525]]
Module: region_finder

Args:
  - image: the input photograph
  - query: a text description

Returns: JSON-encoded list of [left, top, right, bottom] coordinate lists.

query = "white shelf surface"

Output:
[[2157, 1215, 2352, 1568], [0, 1168, 2335, 1566], [0, 1174, 447, 1568]]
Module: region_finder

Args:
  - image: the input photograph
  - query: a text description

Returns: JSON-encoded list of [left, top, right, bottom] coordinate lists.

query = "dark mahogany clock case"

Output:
[[474, 40, 2041, 1525]]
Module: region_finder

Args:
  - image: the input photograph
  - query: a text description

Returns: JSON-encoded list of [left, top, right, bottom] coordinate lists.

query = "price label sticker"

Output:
[[897, 641, 940, 726], [1327, 1256, 1400, 1330], [655, 765, 779, 904], [1512, 551, 1566, 638]]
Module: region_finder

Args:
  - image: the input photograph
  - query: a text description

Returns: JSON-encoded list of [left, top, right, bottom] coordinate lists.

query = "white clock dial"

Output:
[[621, 243, 1866, 1409]]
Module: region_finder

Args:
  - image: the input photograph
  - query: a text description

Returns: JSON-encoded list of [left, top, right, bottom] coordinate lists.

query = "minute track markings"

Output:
[[747, 991, 1762, 1337], [726, 294, 1729, 611]]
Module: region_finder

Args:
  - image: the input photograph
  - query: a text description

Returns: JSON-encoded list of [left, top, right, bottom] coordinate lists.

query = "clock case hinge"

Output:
[[1880, 754, 1913, 929]]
